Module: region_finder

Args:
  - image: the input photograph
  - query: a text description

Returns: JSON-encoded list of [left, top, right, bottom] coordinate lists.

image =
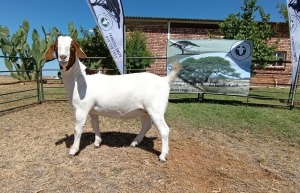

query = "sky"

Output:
[[0, 0, 288, 75]]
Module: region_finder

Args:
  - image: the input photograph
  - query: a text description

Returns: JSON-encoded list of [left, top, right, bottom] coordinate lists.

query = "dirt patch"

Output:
[[0, 75, 20, 84], [0, 76, 34, 93], [0, 102, 299, 193]]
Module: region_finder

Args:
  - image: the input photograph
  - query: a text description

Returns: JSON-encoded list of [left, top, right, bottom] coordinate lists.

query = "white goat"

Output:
[[43, 36, 181, 162]]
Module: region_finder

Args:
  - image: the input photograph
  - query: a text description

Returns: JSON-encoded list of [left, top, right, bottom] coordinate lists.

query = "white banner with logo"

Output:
[[167, 39, 252, 96], [87, 0, 125, 74], [286, 0, 300, 84]]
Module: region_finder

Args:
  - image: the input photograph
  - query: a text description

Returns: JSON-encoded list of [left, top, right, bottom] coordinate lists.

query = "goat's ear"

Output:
[[72, 40, 87, 59], [43, 43, 56, 60]]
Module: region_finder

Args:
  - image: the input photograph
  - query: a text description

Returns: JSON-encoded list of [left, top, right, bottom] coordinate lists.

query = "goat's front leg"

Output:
[[90, 114, 102, 147], [69, 109, 88, 156]]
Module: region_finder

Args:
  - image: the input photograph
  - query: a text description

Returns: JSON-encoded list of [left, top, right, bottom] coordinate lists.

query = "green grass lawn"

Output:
[[167, 93, 300, 145]]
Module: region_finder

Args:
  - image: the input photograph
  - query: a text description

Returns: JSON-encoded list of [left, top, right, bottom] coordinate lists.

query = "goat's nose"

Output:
[[60, 55, 67, 60]]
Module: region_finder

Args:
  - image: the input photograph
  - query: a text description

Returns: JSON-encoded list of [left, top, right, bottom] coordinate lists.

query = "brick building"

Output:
[[125, 16, 292, 87]]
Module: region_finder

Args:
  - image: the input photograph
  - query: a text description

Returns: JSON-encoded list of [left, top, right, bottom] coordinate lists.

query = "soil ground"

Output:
[[0, 77, 300, 193]]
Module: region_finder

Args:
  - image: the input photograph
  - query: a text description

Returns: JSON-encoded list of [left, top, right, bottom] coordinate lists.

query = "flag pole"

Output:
[[289, 53, 300, 109], [123, 24, 127, 74]]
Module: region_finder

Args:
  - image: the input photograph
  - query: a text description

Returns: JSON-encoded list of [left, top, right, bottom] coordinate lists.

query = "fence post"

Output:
[[36, 70, 41, 103], [39, 69, 45, 103]]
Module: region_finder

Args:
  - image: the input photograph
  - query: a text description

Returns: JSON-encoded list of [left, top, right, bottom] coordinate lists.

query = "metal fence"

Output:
[[1, 56, 300, 115], [0, 71, 41, 114], [0, 56, 44, 114]]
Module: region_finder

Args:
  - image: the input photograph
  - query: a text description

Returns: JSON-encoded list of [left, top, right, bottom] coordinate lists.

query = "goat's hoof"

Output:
[[130, 141, 138, 147], [94, 139, 102, 147], [159, 154, 167, 162], [69, 147, 78, 156], [94, 145, 100, 149], [68, 153, 75, 158]]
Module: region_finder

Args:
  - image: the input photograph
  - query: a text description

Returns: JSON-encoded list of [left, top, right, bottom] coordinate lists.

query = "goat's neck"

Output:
[[60, 58, 87, 98]]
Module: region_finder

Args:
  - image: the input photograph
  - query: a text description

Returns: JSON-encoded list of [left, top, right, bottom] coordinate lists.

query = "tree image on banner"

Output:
[[179, 57, 241, 84], [169, 40, 200, 54]]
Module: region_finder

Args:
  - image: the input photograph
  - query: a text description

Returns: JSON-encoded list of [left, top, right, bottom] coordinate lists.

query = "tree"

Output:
[[78, 27, 117, 74], [277, 2, 289, 23], [219, 0, 278, 69], [179, 57, 241, 84], [78, 28, 153, 74], [125, 30, 153, 73]]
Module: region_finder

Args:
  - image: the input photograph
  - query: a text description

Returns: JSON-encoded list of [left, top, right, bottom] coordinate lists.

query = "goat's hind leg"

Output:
[[90, 114, 102, 148], [150, 115, 170, 162], [130, 114, 152, 147], [69, 110, 88, 156]]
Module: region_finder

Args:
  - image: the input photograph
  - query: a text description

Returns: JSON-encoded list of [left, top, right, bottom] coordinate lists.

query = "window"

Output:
[[269, 51, 286, 67]]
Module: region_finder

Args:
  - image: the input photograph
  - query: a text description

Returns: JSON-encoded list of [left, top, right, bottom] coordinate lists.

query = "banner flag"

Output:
[[167, 39, 252, 96], [87, 0, 125, 74], [286, 0, 300, 84]]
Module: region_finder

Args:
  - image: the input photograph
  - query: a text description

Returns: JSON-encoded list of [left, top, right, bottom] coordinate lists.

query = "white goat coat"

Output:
[[62, 61, 170, 120]]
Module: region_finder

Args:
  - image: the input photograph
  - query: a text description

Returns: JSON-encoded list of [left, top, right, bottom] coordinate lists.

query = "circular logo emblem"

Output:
[[290, 15, 297, 33], [230, 41, 251, 61], [97, 13, 113, 31]]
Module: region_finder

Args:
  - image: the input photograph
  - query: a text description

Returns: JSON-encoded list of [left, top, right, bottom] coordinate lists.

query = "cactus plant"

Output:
[[68, 22, 78, 40], [0, 20, 60, 81], [0, 20, 79, 81], [0, 20, 32, 81]]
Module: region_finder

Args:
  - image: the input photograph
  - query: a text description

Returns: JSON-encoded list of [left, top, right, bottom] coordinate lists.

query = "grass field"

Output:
[[167, 98, 300, 143], [168, 91, 300, 145]]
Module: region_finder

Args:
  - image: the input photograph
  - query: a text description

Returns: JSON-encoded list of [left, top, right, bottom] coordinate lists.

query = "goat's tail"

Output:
[[166, 60, 182, 84]]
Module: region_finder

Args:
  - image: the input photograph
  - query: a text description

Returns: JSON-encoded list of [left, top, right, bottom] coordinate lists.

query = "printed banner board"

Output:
[[286, 0, 300, 84], [87, 0, 125, 74], [167, 39, 252, 96]]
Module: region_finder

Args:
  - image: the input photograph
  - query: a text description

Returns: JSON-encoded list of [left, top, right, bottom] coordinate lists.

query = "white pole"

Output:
[[167, 21, 171, 40], [123, 24, 126, 74]]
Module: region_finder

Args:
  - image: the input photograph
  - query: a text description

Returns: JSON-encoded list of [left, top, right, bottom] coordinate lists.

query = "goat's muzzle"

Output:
[[60, 55, 67, 60]]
